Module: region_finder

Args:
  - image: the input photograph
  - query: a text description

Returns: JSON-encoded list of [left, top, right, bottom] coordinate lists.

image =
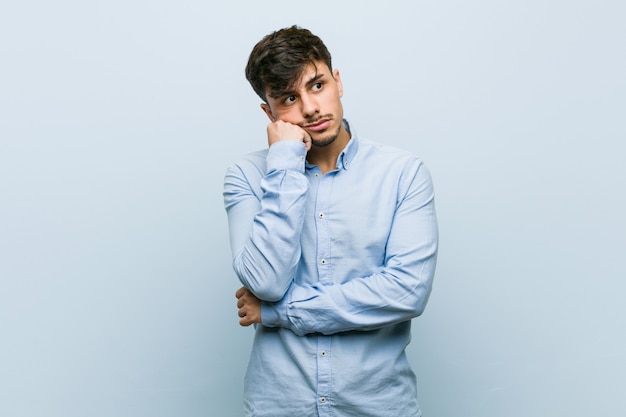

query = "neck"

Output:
[[306, 125, 351, 174]]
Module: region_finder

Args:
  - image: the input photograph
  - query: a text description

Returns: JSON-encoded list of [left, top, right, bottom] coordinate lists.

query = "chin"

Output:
[[311, 134, 337, 147], [311, 125, 341, 147]]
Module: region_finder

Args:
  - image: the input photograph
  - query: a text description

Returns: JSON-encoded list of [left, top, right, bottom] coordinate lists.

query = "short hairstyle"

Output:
[[245, 25, 333, 102]]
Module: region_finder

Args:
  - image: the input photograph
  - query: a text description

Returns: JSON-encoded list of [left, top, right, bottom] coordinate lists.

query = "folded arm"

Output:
[[261, 161, 438, 335]]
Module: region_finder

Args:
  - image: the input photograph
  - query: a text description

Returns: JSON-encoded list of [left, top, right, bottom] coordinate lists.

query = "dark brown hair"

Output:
[[245, 25, 333, 102]]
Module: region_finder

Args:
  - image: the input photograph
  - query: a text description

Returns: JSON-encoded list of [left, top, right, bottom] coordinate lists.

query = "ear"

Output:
[[332, 69, 344, 98], [260, 103, 276, 122]]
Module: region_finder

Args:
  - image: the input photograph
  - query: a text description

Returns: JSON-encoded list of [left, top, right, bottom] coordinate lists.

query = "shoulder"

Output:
[[225, 149, 268, 178], [223, 149, 268, 204], [355, 137, 434, 194], [357, 137, 425, 170]]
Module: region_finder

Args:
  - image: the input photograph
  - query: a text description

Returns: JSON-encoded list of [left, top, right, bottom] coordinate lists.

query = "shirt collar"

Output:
[[337, 119, 358, 171], [305, 119, 358, 172]]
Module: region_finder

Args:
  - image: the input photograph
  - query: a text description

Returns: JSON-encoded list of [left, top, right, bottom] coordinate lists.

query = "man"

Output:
[[223, 25, 438, 417]]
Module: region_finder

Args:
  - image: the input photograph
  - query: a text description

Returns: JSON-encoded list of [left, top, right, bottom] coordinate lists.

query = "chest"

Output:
[[302, 169, 401, 256]]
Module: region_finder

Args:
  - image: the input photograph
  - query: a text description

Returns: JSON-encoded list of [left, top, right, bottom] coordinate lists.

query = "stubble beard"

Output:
[[310, 122, 342, 148]]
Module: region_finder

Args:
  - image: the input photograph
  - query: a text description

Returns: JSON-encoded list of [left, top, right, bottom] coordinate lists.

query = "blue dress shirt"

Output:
[[223, 121, 438, 417]]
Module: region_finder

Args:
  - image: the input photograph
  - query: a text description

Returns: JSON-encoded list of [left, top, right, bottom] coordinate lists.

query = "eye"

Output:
[[283, 95, 297, 105], [312, 82, 323, 91]]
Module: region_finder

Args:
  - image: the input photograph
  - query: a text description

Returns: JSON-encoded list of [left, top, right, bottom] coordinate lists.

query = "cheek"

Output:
[[274, 108, 301, 123]]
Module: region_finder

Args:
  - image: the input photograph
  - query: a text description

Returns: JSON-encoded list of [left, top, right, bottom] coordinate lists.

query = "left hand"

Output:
[[236, 286, 261, 326]]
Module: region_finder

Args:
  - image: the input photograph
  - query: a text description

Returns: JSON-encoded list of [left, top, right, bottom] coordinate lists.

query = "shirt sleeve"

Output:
[[223, 141, 309, 302], [261, 161, 438, 335]]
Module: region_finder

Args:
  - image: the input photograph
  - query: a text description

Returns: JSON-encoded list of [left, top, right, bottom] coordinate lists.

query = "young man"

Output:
[[223, 25, 438, 417]]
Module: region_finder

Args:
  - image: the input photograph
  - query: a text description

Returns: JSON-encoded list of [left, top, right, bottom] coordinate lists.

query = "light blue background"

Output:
[[1, 1, 624, 416]]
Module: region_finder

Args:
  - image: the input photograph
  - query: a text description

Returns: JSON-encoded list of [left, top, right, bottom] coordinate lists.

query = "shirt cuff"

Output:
[[266, 141, 306, 174], [261, 296, 290, 329]]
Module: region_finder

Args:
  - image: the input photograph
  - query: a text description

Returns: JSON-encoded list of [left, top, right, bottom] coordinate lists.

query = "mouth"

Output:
[[303, 118, 331, 132]]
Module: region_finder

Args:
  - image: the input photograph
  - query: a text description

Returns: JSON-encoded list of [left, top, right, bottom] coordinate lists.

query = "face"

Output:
[[261, 61, 346, 148]]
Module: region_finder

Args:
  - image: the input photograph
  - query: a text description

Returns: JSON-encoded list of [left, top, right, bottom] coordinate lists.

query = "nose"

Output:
[[299, 93, 319, 119]]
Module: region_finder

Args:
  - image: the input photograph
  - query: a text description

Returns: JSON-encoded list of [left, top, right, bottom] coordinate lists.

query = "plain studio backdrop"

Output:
[[1, 1, 624, 416]]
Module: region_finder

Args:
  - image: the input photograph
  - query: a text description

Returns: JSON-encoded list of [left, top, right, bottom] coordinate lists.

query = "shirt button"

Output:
[[314, 173, 319, 178], [319, 397, 327, 404], [318, 212, 325, 219], [320, 351, 327, 357], [320, 259, 327, 265]]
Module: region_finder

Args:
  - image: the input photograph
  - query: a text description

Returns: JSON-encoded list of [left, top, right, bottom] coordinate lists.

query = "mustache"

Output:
[[298, 114, 333, 127]]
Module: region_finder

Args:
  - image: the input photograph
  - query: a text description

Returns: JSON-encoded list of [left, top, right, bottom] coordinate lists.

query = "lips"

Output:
[[304, 119, 331, 132]]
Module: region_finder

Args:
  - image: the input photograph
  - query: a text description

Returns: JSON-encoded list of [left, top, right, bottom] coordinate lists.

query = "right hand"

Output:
[[236, 286, 261, 327], [267, 120, 312, 151]]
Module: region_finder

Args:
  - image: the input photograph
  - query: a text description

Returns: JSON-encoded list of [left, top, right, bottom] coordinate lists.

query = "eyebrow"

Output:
[[269, 72, 327, 100], [305, 73, 325, 87]]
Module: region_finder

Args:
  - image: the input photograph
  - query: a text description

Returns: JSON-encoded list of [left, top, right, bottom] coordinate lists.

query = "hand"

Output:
[[236, 286, 262, 326], [267, 120, 312, 151]]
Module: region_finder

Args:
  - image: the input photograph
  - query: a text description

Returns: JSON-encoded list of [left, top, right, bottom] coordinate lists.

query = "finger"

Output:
[[303, 131, 312, 151], [238, 308, 246, 318], [235, 286, 246, 298]]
